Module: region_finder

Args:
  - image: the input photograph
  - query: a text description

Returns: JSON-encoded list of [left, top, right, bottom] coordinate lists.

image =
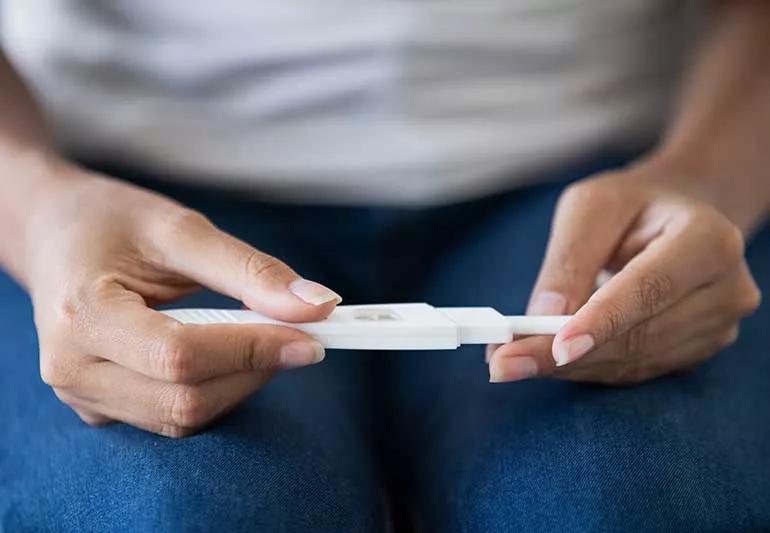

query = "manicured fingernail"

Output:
[[280, 341, 326, 368], [528, 291, 567, 315], [489, 356, 539, 383], [554, 334, 594, 367], [289, 279, 342, 306]]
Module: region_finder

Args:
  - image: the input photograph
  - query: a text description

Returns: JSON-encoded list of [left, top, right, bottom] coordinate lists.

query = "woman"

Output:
[[1, 1, 768, 531]]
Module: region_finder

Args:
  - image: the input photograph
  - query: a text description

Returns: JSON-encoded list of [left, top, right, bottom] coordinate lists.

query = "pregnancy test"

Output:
[[162, 303, 571, 350]]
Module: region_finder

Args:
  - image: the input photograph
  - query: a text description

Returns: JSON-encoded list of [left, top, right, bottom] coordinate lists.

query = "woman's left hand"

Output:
[[488, 159, 763, 385]]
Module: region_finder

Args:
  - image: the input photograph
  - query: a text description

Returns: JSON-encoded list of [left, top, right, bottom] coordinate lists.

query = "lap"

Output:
[[387, 181, 770, 532], [5, 164, 769, 531], [0, 182, 386, 532]]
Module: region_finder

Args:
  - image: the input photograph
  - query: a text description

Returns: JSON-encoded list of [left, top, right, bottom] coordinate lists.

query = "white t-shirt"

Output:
[[1, 1, 705, 205]]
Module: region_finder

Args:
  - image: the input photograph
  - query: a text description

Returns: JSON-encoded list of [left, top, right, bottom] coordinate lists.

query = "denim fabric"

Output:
[[1, 158, 769, 532], [383, 189, 770, 532]]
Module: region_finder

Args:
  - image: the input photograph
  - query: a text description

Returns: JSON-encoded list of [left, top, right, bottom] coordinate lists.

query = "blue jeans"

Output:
[[2, 159, 769, 532]]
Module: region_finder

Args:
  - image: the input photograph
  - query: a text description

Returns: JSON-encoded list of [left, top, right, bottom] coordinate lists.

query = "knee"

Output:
[[102, 430, 386, 532], [443, 433, 765, 532]]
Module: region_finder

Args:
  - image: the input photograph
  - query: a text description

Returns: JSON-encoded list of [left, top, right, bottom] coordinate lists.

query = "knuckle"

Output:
[[39, 353, 60, 386], [559, 174, 624, 209], [39, 351, 75, 388], [160, 208, 212, 237], [166, 385, 210, 429], [718, 326, 740, 350], [691, 207, 746, 268], [148, 207, 213, 267], [244, 251, 284, 283], [716, 223, 745, 264], [234, 336, 270, 372], [735, 282, 762, 317], [559, 182, 589, 206], [51, 292, 92, 337], [558, 182, 593, 212], [590, 298, 627, 341], [635, 270, 673, 315], [559, 179, 603, 206], [52, 387, 75, 405], [156, 325, 195, 383]]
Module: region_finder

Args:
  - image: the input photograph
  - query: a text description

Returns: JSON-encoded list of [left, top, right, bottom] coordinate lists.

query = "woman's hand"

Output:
[[24, 162, 341, 437], [488, 159, 763, 385]]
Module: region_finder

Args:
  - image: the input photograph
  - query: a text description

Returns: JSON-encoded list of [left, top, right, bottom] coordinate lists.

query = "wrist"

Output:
[[0, 145, 89, 287], [631, 147, 769, 235]]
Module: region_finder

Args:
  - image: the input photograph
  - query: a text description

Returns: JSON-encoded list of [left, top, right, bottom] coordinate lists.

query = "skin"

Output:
[[488, 164, 763, 384], [0, 67, 342, 436], [488, 0, 770, 384], [0, 1, 769, 436]]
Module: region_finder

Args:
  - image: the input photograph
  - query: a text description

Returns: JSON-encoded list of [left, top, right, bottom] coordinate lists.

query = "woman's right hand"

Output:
[[22, 161, 341, 437]]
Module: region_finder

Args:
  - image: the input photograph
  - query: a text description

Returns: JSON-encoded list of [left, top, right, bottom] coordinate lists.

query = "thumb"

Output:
[[153, 209, 341, 322], [528, 179, 641, 316]]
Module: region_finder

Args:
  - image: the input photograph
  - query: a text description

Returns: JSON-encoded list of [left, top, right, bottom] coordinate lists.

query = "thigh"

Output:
[[387, 181, 770, 532], [0, 180, 385, 533]]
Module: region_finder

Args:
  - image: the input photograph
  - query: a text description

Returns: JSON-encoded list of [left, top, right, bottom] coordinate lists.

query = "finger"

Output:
[[489, 335, 553, 382], [552, 207, 745, 366], [54, 389, 114, 426], [556, 325, 739, 385], [485, 344, 499, 363], [489, 178, 636, 380], [82, 291, 326, 383], [73, 407, 114, 427], [552, 267, 752, 382], [72, 360, 272, 437], [490, 267, 753, 383], [626, 262, 758, 342], [604, 201, 675, 273], [528, 179, 644, 316], [567, 265, 755, 367], [151, 208, 341, 322]]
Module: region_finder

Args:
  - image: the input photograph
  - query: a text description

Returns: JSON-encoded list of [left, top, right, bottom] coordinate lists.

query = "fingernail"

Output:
[[280, 341, 326, 368], [528, 291, 567, 315], [554, 334, 594, 367], [490, 356, 539, 382], [289, 279, 342, 306]]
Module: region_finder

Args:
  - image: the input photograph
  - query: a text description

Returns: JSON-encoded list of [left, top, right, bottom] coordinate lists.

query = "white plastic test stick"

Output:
[[162, 303, 571, 350]]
